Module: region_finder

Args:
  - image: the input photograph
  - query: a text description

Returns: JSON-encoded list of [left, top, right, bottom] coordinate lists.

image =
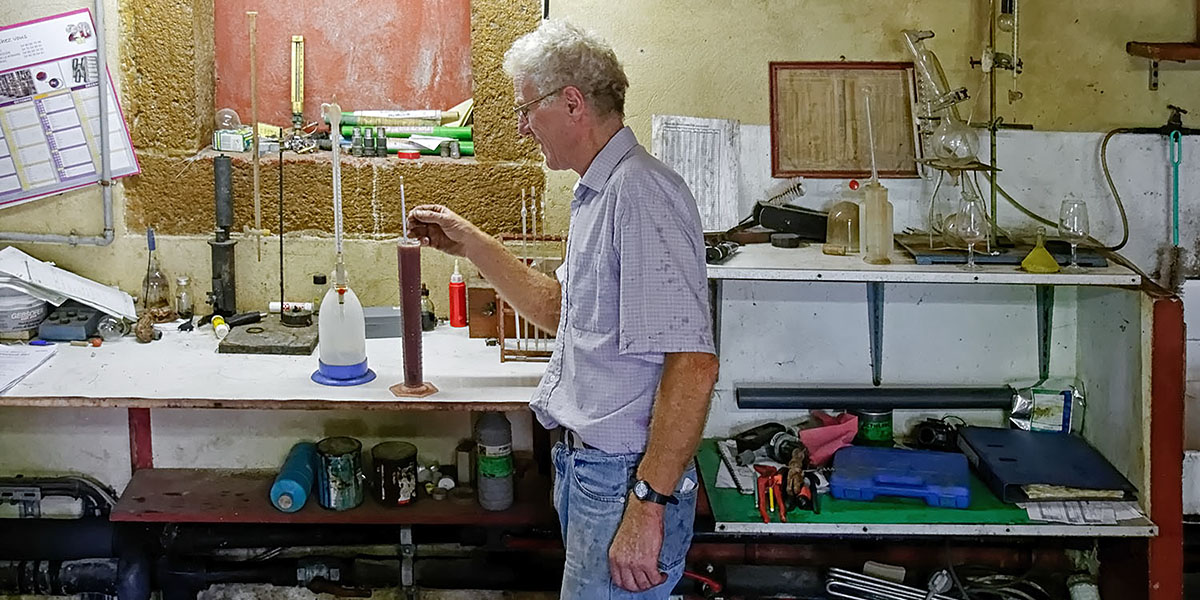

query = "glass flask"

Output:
[[1020, 226, 1061, 274]]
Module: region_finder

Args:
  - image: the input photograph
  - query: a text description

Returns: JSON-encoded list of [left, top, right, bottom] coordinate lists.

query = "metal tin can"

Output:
[[852, 409, 893, 447], [372, 441, 418, 506], [316, 436, 364, 511]]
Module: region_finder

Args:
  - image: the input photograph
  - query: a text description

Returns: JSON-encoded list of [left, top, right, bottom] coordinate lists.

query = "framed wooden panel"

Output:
[[770, 62, 918, 178]]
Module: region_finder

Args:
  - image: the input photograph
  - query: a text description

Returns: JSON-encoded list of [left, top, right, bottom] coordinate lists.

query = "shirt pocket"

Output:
[[566, 252, 618, 334]]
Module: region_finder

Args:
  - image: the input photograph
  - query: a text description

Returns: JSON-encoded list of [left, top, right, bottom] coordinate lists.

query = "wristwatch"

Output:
[[632, 479, 678, 505]]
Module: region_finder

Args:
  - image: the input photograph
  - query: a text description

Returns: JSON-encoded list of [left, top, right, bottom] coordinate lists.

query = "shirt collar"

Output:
[[575, 126, 638, 200]]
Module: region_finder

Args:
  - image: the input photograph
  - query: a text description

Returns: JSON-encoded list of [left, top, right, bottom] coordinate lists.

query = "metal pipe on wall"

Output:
[[736, 385, 1015, 410], [0, 0, 115, 246]]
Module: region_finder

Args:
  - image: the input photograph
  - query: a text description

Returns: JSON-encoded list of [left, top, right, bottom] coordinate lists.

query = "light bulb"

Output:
[[997, 13, 1015, 32], [215, 108, 241, 130]]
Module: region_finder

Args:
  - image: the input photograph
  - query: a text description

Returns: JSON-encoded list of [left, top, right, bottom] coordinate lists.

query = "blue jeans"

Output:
[[551, 441, 698, 600]]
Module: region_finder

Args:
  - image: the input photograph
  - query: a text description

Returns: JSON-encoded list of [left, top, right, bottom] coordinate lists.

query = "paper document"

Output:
[[715, 439, 757, 494], [0, 344, 57, 394], [1018, 500, 1144, 525], [407, 135, 454, 151], [0, 246, 136, 320], [0, 9, 140, 210]]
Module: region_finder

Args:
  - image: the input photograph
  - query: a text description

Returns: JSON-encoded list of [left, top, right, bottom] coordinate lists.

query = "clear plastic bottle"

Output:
[[476, 412, 513, 511], [143, 257, 171, 310]]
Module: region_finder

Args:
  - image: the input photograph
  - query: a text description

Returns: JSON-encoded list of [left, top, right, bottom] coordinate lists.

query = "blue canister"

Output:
[[270, 442, 317, 513], [316, 436, 364, 511]]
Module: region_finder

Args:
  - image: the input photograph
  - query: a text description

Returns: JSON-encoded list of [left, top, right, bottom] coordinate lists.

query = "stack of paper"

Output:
[[0, 247, 136, 321], [1017, 500, 1144, 525], [0, 344, 57, 394]]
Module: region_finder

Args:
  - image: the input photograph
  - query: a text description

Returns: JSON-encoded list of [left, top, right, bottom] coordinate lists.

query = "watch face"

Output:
[[634, 480, 649, 499]]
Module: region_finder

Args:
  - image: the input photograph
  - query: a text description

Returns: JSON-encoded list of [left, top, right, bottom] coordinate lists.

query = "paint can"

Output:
[[372, 441, 418, 506], [852, 409, 893, 447], [316, 436, 364, 511]]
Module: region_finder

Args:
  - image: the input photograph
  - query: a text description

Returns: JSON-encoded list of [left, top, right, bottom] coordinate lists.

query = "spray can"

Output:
[[476, 413, 514, 511], [449, 259, 467, 328], [270, 442, 316, 513], [211, 314, 230, 340]]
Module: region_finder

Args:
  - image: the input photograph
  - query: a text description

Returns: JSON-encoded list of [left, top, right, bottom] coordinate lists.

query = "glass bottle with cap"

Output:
[[175, 276, 194, 319], [420, 283, 437, 332]]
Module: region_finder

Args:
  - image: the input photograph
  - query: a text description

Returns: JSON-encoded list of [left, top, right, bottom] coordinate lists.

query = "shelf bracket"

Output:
[[1036, 285, 1054, 381], [1150, 60, 1160, 91], [710, 279, 723, 355], [399, 525, 416, 598], [867, 282, 885, 386]]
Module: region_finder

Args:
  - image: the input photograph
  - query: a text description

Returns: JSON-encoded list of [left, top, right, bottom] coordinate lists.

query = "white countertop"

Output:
[[3, 324, 546, 410]]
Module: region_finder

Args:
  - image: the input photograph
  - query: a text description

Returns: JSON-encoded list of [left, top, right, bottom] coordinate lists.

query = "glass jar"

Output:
[[175, 276, 193, 319]]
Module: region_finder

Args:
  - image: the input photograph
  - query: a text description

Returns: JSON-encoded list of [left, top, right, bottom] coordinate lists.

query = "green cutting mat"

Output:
[[698, 439, 1032, 525]]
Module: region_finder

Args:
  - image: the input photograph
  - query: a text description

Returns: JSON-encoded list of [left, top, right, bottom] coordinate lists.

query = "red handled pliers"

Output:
[[753, 464, 786, 523]]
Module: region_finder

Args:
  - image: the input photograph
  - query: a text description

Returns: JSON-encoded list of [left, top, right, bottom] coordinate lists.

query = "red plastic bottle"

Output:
[[449, 259, 467, 327]]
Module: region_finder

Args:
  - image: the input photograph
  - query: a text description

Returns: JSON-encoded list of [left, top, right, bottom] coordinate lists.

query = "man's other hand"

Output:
[[609, 496, 668, 592], [407, 204, 482, 258]]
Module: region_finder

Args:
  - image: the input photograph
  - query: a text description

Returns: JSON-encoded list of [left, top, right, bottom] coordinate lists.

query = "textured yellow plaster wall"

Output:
[[470, 0, 545, 161], [118, 0, 214, 154], [6, 0, 1200, 311]]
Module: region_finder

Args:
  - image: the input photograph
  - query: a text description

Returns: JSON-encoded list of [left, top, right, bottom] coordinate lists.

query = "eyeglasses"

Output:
[[513, 86, 565, 120]]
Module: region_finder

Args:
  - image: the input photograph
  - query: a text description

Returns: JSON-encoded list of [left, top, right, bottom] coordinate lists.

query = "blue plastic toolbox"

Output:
[[830, 446, 971, 508]]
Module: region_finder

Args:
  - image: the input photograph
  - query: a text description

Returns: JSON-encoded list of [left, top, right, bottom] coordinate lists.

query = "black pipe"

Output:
[[0, 519, 115, 560], [723, 564, 824, 597], [736, 385, 1015, 410], [160, 523, 411, 553], [0, 475, 116, 517], [119, 550, 152, 600], [0, 559, 117, 596]]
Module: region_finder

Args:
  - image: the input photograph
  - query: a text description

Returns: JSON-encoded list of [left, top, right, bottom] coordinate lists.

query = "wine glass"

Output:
[[954, 194, 989, 271], [1058, 198, 1090, 273]]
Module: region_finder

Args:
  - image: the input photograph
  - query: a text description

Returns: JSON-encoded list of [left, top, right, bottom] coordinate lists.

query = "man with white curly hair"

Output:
[[407, 19, 718, 599]]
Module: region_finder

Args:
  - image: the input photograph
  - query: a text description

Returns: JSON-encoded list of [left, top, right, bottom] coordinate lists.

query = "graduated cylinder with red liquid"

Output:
[[390, 238, 437, 397]]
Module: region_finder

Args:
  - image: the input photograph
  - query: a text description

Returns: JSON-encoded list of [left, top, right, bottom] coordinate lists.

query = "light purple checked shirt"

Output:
[[530, 127, 716, 454]]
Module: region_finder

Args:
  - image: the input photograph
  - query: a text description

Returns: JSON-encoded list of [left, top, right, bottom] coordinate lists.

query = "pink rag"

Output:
[[799, 411, 859, 465]]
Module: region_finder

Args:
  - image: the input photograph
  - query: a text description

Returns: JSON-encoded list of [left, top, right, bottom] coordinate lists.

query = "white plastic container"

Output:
[[0, 287, 49, 334], [318, 285, 368, 367]]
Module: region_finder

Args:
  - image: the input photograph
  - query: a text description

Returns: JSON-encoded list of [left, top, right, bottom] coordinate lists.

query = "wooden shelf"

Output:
[[111, 466, 554, 526], [706, 244, 1141, 286], [1126, 42, 1200, 62]]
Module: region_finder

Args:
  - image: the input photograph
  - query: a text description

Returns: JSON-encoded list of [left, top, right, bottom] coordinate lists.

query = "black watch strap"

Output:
[[634, 479, 678, 505]]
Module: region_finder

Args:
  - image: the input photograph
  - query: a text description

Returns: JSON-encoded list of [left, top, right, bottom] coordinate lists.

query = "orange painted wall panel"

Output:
[[214, 0, 473, 128]]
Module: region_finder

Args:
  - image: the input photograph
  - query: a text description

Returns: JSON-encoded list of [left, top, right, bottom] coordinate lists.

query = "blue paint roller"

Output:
[[270, 442, 316, 513]]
